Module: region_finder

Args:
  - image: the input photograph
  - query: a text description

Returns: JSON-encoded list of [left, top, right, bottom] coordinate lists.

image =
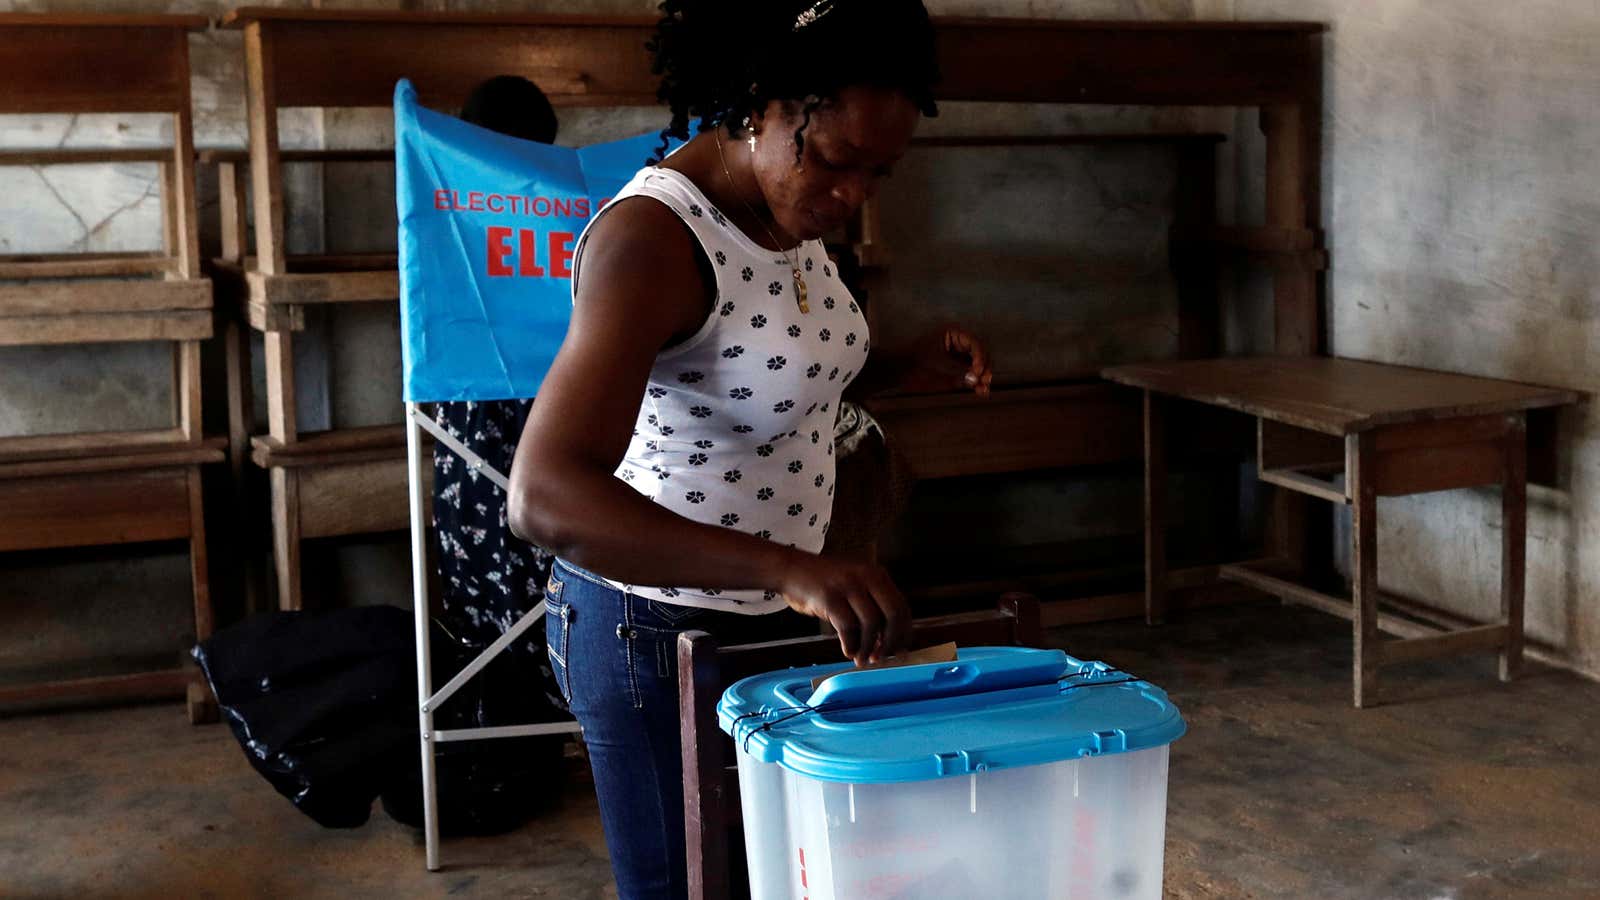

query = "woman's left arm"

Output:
[[846, 324, 993, 400]]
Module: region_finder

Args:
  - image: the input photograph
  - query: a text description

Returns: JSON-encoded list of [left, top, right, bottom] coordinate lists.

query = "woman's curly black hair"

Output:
[[647, 0, 939, 164]]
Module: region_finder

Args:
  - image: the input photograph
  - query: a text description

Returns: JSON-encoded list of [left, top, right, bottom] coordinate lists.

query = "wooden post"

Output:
[[271, 467, 302, 611], [187, 467, 213, 640], [186, 442, 218, 724], [219, 158, 253, 465], [169, 29, 201, 282], [223, 318, 265, 616], [218, 159, 265, 615], [244, 21, 287, 275], [1500, 413, 1527, 681], [174, 341, 203, 443], [164, 47, 203, 449], [1349, 430, 1378, 708], [1262, 103, 1318, 580], [159, 159, 180, 269], [1144, 390, 1168, 626], [263, 325, 300, 610], [245, 20, 301, 612], [172, 31, 206, 660], [262, 327, 296, 472], [218, 161, 249, 263], [1303, 38, 1327, 350], [1261, 103, 1316, 357], [678, 630, 730, 900]]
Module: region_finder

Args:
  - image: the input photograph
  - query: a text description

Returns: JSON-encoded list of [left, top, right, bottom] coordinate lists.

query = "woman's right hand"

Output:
[[776, 554, 911, 666]]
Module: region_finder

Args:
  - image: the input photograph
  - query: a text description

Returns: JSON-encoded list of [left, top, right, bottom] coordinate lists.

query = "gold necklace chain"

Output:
[[714, 128, 810, 314]]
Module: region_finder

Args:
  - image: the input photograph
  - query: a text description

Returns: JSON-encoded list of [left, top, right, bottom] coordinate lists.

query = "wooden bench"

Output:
[[0, 13, 220, 720], [1103, 356, 1581, 707]]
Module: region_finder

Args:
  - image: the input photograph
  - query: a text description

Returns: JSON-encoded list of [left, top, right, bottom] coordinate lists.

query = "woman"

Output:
[[508, 1, 992, 896]]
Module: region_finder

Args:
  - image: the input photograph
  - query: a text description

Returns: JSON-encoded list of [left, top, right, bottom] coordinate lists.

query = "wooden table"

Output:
[[1103, 356, 1580, 707]]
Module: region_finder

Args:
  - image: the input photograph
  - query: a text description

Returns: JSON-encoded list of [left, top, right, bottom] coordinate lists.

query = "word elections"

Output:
[[434, 190, 591, 219]]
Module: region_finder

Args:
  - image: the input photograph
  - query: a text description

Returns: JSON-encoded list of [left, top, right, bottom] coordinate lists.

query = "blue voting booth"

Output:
[[393, 79, 678, 869], [396, 77, 667, 402]]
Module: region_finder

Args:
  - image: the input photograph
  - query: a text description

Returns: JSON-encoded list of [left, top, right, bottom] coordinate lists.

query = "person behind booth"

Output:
[[507, 2, 993, 897], [430, 75, 565, 717]]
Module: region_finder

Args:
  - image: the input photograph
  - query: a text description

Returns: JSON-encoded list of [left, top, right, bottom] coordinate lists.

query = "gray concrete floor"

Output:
[[3, 598, 1598, 899]]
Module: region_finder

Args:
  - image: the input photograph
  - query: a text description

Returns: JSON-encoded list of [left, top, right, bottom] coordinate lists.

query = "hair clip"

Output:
[[792, 0, 837, 31]]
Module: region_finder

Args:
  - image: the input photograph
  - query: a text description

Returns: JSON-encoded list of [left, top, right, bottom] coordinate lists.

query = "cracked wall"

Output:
[[1223, 0, 1600, 677]]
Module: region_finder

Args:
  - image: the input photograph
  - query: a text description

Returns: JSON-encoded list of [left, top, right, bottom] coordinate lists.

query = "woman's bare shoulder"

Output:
[[571, 194, 710, 341]]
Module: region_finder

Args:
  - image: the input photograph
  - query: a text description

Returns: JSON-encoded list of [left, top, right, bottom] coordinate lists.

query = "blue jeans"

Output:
[[545, 558, 810, 900]]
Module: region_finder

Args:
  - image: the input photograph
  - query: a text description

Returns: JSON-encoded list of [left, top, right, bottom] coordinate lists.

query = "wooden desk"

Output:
[[1103, 356, 1579, 707]]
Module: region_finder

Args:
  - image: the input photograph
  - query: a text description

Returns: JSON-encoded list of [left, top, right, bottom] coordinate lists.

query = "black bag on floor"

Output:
[[194, 607, 567, 833], [193, 606, 417, 828]]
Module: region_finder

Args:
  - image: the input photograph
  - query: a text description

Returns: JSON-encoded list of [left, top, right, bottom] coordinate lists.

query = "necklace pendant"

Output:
[[793, 271, 810, 314]]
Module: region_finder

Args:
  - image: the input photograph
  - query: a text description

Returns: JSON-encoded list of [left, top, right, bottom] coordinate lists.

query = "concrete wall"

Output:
[[1216, 0, 1600, 676]]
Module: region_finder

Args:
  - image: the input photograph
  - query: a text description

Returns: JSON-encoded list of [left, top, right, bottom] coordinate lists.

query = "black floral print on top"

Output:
[[568, 167, 870, 614], [431, 398, 564, 714]]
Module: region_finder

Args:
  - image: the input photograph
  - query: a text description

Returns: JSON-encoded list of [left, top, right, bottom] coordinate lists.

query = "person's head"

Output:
[[650, 0, 939, 240], [460, 75, 559, 144]]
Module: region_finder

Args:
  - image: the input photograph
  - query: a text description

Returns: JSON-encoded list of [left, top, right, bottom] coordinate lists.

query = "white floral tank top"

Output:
[[570, 166, 869, 614]]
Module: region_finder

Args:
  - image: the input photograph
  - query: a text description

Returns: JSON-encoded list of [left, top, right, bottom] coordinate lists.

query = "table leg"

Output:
[[1349, 431, 1379, 708], [271, 468, 302, 611], [1144, 391, 1168, 626], [1501, 414, 1527, 681]]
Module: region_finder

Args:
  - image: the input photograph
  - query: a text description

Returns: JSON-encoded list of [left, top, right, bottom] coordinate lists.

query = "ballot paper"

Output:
[[810, 642, 959, 690]]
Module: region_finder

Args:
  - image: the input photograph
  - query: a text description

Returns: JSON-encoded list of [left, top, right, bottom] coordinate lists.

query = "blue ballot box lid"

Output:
[[719, 646, 1186, 784]]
